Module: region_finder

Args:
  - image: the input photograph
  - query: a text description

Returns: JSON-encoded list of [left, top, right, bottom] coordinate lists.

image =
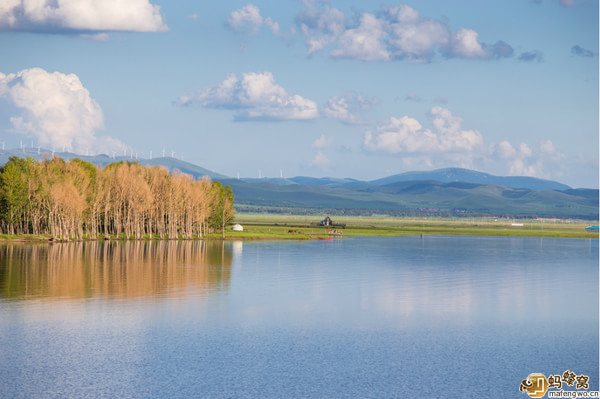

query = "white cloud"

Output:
[[386, 5, 420, 24], [295, 4, 346, 54], [387, 6, 450, 62], [489, 139, 566, 178], [363, 107, 568, 179], [324, 94, 377, 124], [264, 17, 280, 36], [331, 13, 390, 61], [492, 141, 537, 176], [364, 107, 483, 154], [0, 0, 167, 33], [227, 4, 281, 36], [179, 72, 319, 121], [443, 28, 487, 59], [227, 4, 263, 35], [312, 135, 334, 148], [294, 4, 512, 63], [0, 68, 126, 154]]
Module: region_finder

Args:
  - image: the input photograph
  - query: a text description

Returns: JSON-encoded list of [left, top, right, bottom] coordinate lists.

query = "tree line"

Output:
[[0, 156, 235, 240]]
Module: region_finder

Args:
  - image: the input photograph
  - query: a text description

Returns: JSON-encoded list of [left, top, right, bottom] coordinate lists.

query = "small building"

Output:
[[586, 226, 599, 233], [321, 216, 333, 226], [232, 224, 244, 231], [311, 216, 346, 228]]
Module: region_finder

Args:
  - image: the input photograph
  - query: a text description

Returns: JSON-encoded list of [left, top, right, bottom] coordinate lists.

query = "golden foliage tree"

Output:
[[0, 156, 234, 240]]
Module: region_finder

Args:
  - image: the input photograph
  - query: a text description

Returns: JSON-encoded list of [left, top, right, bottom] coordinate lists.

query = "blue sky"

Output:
[[0, 0, 597, 188]]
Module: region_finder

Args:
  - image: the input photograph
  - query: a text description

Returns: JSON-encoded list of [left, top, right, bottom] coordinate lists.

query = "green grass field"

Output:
[[1, 215, 597, 242], [232, 214, 599, 239]]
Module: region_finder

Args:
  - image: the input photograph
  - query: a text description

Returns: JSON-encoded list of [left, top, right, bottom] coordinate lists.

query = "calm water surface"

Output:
[[0, 236, 598, 398]]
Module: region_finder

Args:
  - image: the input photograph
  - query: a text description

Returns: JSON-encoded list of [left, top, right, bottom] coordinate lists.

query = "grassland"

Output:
[[1, 215, 597, 242], [233, 214, 599, 239]]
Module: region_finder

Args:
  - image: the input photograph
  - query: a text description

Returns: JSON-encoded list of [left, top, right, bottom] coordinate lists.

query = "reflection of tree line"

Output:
[[0, 241, 233, 301]]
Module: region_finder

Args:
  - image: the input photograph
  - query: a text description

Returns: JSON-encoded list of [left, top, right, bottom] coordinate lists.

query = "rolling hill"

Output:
[[222, 178, 598, 219], [0, 148, 226, 180], [1, 149, 597, 219], [369, 167, 571, 191]]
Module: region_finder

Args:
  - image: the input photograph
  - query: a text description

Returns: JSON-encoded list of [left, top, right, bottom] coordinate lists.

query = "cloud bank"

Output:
[[294, 4, 513, 62], [178, 72, 319, 121], [0, 0, 167, 32], [363, 107, 564, 179], [364, 107, 483, 154], [0, 68, 126, 153]]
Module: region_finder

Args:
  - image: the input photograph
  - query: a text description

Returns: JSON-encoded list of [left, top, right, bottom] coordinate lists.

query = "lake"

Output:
[[0, 236, 598, 398]]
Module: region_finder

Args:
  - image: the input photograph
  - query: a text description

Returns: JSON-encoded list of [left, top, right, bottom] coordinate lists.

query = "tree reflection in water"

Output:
[[0, 241, 233, 301]]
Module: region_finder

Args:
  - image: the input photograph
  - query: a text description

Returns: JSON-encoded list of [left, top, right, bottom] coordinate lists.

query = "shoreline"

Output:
[[1, 220, 597, 243]]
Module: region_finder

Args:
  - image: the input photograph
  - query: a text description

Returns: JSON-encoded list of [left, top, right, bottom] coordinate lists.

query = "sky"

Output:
[[0, 0, 598, 188]]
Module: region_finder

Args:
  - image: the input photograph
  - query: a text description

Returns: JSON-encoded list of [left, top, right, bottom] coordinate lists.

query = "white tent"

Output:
[[232, 224, 243, 231]]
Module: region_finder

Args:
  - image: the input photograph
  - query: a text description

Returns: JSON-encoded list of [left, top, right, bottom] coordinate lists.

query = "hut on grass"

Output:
[[232, 224, 244, 232]]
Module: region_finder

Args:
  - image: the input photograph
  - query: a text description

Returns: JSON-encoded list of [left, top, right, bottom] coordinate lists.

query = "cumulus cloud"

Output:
[[324, 94, 377, 124], [492, 141, 539, 176], [294, 4, 512, 62], [331, 13, 390, 61], [518, 50, 544, 63], [227, 4, 281, 36], [571, 45, 594, 57], [295, 3, 346, 54], [488, 138, 566, 178], [363, 108, 567, 178], [0, 68, 126, 154], [363, 107, 483, 154], [178, 72, 319, 121], [312, 135, 334, 148], [0, 0, 167, 33], [227, 4, 263, 35]]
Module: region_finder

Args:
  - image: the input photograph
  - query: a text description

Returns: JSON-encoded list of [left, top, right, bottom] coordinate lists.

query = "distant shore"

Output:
[[232, 214, 599, 239], [2, 215, 597, 242]]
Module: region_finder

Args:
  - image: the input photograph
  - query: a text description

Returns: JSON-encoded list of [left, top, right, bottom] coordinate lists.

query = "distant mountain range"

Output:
[[0, 148, 226, 179], [1, 148, 597, 219]]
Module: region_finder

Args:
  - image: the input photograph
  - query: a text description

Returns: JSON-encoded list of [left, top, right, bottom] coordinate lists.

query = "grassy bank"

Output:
[[1, 215, 597, 242], [233, 214, 599, 239]]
